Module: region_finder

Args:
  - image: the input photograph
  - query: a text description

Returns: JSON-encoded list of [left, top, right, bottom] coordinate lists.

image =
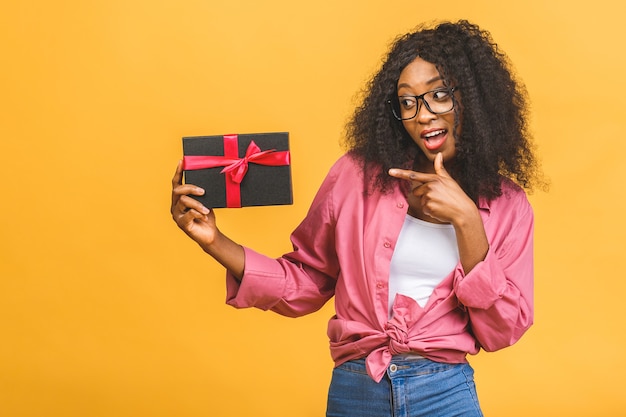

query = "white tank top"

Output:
[[388, 215, 459, 316]]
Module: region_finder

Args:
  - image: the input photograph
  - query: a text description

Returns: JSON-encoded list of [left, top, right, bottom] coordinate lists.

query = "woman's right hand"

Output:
[[171, 160, 219, 247], [171, 160, 246, 279]]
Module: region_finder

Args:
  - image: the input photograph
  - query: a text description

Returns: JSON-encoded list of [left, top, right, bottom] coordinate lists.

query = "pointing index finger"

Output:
[[388, 168, 436, 184]]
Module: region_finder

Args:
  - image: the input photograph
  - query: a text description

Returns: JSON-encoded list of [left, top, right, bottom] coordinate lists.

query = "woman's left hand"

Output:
[[388, 153, 476, 226], [388, 153, 489, 273]]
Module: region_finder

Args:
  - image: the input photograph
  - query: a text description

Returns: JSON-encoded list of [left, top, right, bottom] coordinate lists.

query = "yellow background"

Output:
[[1, 0, 625, 416]]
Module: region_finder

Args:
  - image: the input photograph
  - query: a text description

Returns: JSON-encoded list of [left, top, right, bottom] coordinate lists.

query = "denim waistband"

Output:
[[391, 353, 426, 361]]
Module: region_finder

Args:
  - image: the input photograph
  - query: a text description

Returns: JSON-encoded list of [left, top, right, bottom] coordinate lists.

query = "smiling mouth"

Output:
[[421, 129, 447, 150]]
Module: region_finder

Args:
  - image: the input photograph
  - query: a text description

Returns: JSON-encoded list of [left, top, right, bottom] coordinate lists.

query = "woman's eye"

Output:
[[399, 97, 416, 108], [432, 90, 450, 101]]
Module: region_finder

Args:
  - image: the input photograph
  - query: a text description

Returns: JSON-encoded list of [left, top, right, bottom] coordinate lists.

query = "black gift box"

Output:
[[182, 132, 293, 208]]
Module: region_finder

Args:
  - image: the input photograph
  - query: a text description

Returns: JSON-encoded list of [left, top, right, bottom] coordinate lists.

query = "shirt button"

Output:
[[383, 242, 391, 248], [397, 202, 404, 208], [389, 364, 398, 372], [376, 282, 384, 289]]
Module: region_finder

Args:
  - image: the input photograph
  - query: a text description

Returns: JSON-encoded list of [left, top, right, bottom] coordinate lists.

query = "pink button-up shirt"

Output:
[[226, 153, 534, 382]]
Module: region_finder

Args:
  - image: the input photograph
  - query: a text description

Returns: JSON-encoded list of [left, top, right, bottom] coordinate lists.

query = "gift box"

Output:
[[182, 132, 293, 208]]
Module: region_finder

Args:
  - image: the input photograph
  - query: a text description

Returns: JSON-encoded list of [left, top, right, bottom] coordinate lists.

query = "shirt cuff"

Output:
[[454, 249, 507, 310], [225, 247, 287, 310]]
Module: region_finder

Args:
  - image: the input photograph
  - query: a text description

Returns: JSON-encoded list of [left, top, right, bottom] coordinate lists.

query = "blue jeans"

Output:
[[326, 356, 483, 417]]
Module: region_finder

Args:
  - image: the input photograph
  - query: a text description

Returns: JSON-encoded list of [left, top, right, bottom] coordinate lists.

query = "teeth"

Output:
[[424, 129, 445, 138]]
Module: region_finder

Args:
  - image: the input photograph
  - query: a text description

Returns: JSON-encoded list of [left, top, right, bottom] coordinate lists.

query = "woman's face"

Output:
[[397, 57, 461, 172]]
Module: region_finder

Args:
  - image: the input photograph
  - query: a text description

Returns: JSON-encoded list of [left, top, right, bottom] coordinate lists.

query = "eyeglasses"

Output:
[[387, 87, 457, 121]]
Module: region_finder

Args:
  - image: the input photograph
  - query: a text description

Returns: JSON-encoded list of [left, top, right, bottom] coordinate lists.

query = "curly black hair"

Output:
[[344, 20, 543, 202]]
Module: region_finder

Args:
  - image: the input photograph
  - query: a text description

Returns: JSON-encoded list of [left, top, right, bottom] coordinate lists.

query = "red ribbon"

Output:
[[183, 134, 291, 208]]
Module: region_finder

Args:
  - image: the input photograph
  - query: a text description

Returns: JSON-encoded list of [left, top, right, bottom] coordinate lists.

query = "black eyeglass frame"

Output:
[[387, 86, 458, 121]]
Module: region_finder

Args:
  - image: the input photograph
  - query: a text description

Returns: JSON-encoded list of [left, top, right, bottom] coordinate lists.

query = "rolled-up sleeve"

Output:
[[225, 248, 289, 311], [453, 192, 534, 351], [225, 160, 344, 318]]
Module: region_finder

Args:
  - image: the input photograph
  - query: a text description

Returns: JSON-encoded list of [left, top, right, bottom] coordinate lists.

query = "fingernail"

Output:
[[200, 206, 210, 214]]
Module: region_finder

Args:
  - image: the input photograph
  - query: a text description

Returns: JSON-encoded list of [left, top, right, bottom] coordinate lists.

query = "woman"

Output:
[[171, 20, 543, 417]]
